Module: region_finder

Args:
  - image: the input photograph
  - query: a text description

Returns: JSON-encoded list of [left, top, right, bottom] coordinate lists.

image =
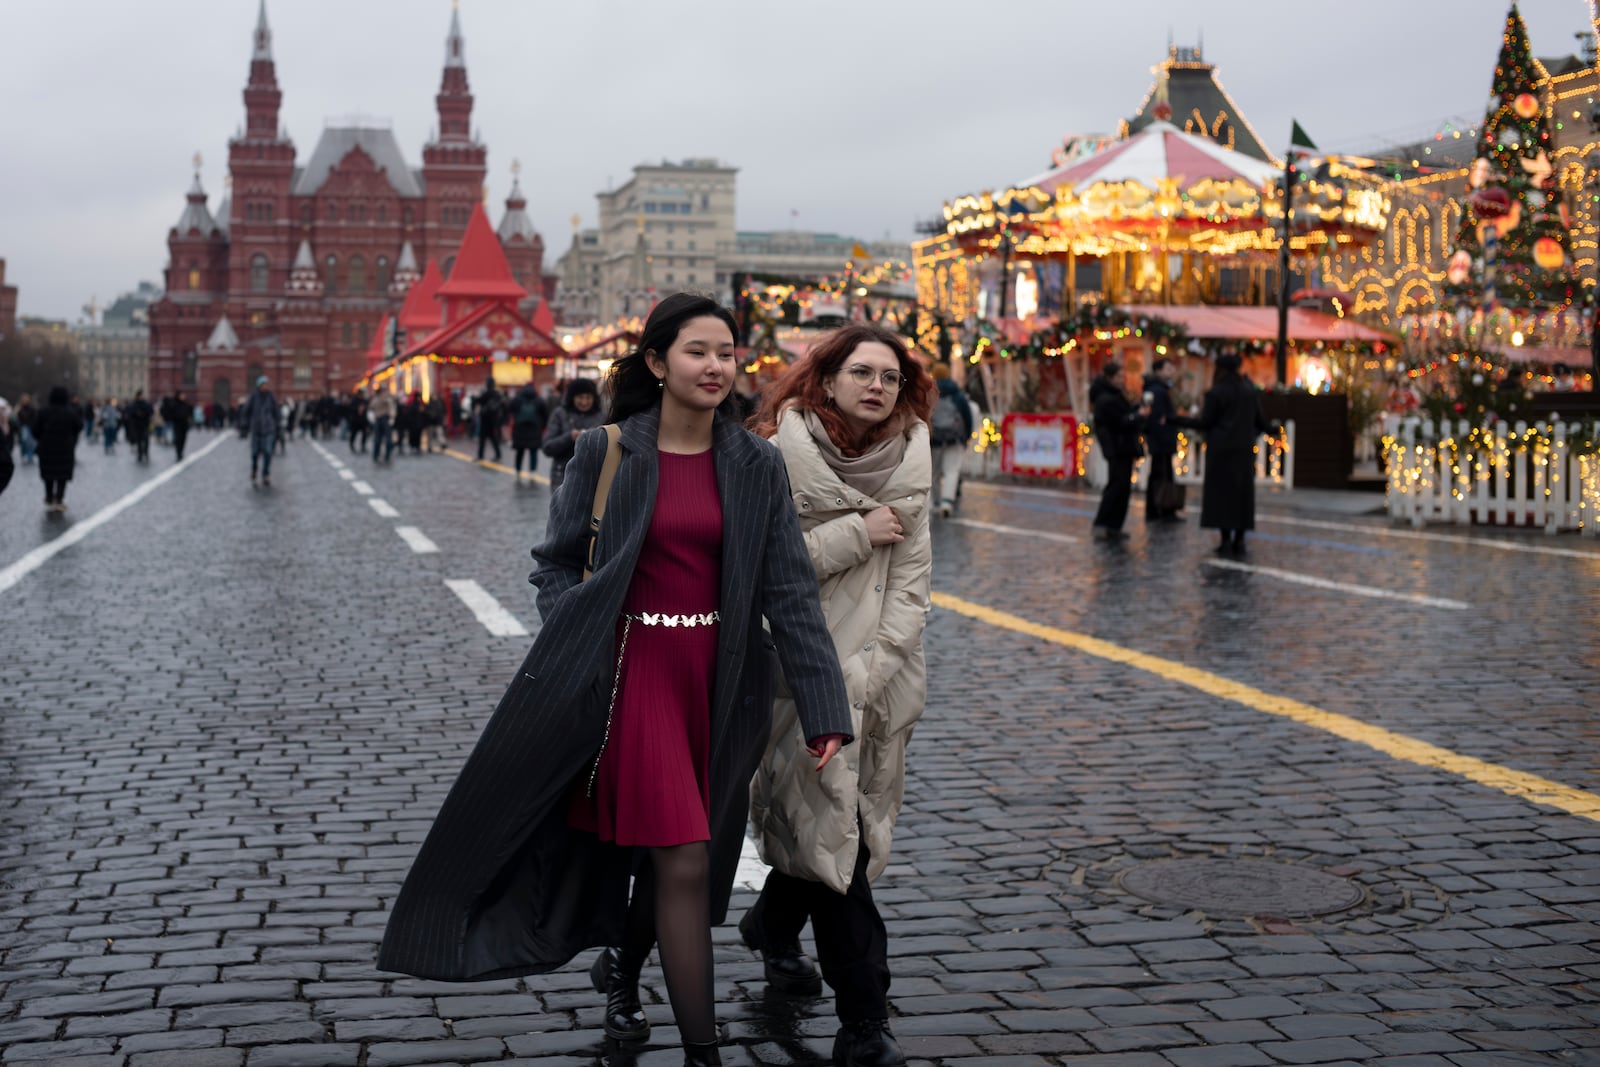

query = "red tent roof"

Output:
[[403, 300, 565, 362], [531, 299, 554, 336], [399, 259, 445, 331], [365, 313, 392, 371], [1112, 305, 1392, 343], [436, 202, 528, 302]]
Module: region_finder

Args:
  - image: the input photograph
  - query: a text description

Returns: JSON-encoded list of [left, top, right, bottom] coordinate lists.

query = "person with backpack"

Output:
[[509, 383, 549, 481], [927, 363, 974, 518]]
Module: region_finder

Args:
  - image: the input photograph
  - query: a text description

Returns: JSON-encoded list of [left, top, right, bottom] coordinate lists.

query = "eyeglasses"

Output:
[[843, 365, 904, 391]]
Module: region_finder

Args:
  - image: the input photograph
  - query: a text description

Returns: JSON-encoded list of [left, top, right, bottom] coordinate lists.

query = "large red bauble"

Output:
[[1513, 93, 1540, 119], [1470, 186, 1512, 219]]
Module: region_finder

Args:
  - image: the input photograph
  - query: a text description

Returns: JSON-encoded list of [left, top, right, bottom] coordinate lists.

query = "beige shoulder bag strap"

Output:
[[583, 423, 623, 581]]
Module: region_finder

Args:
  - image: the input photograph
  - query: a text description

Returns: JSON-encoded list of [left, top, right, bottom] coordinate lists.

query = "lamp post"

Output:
[[1275, 154, 1297, 386]]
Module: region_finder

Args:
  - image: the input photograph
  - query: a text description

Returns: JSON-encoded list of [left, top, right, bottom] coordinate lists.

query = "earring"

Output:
[[657, 378, 664, 389]]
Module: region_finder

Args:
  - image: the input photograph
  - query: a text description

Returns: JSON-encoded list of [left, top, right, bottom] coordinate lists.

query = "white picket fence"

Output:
[[1383, 415, 1600, 535], [1085, 421, 1296, 491]]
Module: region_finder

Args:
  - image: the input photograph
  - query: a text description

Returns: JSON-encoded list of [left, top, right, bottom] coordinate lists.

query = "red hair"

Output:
[[749, 323, 935, 454]]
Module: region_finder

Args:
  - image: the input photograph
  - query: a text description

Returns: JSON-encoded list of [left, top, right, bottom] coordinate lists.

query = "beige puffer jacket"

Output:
[[749, 409, 932, 893]]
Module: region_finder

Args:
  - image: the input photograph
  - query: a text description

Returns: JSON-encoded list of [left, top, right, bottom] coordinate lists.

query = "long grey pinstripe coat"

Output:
[[377, 405, 852, 982]]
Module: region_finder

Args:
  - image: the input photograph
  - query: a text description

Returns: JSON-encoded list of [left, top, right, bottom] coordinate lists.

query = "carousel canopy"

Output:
[[1112, 304, 1393, 343], [1020, 121, 1278, 195]]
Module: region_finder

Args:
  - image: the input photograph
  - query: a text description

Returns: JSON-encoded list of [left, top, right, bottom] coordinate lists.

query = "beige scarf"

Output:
[[802, 408, 907, 501]]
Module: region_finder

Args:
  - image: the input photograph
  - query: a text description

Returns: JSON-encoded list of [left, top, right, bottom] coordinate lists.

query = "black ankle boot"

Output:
[[682, 1039, 721, 1066], [832, 1019, 906, 1067], [588, 947, 649, 1041], [738, 908, 822, 995]]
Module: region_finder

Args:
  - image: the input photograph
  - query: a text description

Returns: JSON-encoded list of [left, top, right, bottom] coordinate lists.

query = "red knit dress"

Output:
[[568, 449, 723, 846]]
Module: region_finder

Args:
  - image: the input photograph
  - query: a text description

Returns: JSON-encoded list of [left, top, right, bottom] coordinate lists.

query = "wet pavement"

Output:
[[2, 431, 1598, 1066]]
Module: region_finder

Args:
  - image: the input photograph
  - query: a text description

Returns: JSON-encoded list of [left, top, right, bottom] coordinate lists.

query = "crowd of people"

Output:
[[1090, 354, 1278, 553]]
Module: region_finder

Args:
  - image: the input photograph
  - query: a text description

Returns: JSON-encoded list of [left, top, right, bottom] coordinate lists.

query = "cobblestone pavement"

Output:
[[2, 433, 1597, 1066]]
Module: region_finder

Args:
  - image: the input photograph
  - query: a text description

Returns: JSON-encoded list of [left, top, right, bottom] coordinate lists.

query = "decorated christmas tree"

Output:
[[1447, 3, 1578, 310]]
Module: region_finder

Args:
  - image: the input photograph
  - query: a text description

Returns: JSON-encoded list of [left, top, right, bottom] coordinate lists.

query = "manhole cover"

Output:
[[1117, 858, 1364, 917]]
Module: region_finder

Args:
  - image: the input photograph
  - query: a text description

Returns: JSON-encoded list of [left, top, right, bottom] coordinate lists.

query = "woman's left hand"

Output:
[[806, 736, 843, 771]]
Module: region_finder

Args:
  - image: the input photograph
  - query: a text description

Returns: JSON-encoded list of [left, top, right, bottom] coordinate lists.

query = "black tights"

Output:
[[618, 842, 715, 1044], [44, 478, 66, 504]]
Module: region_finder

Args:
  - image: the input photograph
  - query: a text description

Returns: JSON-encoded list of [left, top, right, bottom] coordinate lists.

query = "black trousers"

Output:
[[0, 462, 12, 497], [134, 430, 150, 462], [42, 476, 66, 504], [173, 424, 189, 461], [1093, 455, 1135, 530], [477, 430, 501, 461], [513, 446, 539, 473], [749, 821, 889, 1022], [1145, 451, 1175, 517]]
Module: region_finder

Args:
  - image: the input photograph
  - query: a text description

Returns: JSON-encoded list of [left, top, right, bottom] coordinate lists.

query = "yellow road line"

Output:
[[443, 448, 550, 486], [932, 590, 1600, 823]]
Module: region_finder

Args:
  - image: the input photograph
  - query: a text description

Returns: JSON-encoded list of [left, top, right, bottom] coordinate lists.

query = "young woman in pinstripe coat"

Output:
[[378, 293, 853, 1067]]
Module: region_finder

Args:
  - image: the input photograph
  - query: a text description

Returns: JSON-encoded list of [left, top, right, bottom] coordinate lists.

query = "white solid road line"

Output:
[[369, 498, 400, 518], [395, 526, 440, 554], [947, 517, 1079, 544], [351, 480, 375, 495], [962, 480, 1600, 562], [1203, 558, 1471, 610], [0, 433, 230, 596], [444, 578, 529, 637]]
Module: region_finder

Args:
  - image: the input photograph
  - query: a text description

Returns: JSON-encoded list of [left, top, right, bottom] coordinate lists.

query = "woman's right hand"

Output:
[[864, 505, 904, 546]]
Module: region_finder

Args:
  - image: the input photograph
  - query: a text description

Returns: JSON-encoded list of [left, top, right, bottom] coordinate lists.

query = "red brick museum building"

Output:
[[149, 2, 549, 406]]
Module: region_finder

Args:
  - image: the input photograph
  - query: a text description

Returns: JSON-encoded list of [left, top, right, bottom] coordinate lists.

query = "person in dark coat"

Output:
[[1142, 358, 1185, 522], [475, 379, 506, 462], [239, 376, 282, 486], [123, 390, 155, 462], [509, 383, 549, 480], [162, 391, 194, 461], [542, 378, 606, 490], [377, 294, 853, 1067], [0, 397, 15, 498], [1090, 362, 1149, 540], [33, 386, 84, 513], [1194, 353, 1272, 553]]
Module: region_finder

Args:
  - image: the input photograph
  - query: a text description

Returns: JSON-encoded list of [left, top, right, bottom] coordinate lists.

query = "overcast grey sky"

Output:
[[2, 0, 1595, 320]]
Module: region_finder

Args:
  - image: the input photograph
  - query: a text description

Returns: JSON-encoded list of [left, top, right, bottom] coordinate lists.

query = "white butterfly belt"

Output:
[[623, 611, 721, 628]]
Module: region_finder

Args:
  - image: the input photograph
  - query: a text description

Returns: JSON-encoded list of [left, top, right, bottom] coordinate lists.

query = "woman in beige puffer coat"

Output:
[[745, 322, 933, 1067]]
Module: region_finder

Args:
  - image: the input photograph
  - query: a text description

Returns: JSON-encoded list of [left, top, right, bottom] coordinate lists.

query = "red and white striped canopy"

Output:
[[1020, 121, 1279, 196]]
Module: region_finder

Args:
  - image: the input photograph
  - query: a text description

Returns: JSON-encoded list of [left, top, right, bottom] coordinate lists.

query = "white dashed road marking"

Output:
[[444, 579, 529, 637], [395, 526, 440, 554], [351, 480, 375, 495], [1202, 558, 1470, 610], [369, 499, 400, 518]]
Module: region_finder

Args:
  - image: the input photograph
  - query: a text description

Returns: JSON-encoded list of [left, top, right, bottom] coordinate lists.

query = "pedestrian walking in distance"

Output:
[[746, 322, 935, 1067], [0, 397, 16, 499], [162, 391, 193, 462], [34, 386, 83, 513], [475, 378, 506, 463], [98, 398, 121, 454], [240, 376, 281, 486], [15, 393, 38, 465], [1142, 358, 1186, 523], [1194, 352, 1272, 554], [378, 292, 852, 1067], [124, 390, 154, 463], [541, 377, 606, 491], [1089, 361, 1150, 541], [510, 382, 549, 481], [927, 361, 974, 518], [347, 388, 371, 454], [368, 385, 398, 463]]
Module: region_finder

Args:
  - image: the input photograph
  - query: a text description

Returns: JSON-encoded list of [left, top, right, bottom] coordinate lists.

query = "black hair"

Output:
[[564, 377, 599, 409], [1151, 357, 1172, 372], [1214, 353, 1242, 379], [48, 386, 70, 406], [606, 291, 739, 424], [1102, 361, 1122, 377]]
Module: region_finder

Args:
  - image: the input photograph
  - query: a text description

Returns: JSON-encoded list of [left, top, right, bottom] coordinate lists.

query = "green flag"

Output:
[[1289, 120, 1318, 157]]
